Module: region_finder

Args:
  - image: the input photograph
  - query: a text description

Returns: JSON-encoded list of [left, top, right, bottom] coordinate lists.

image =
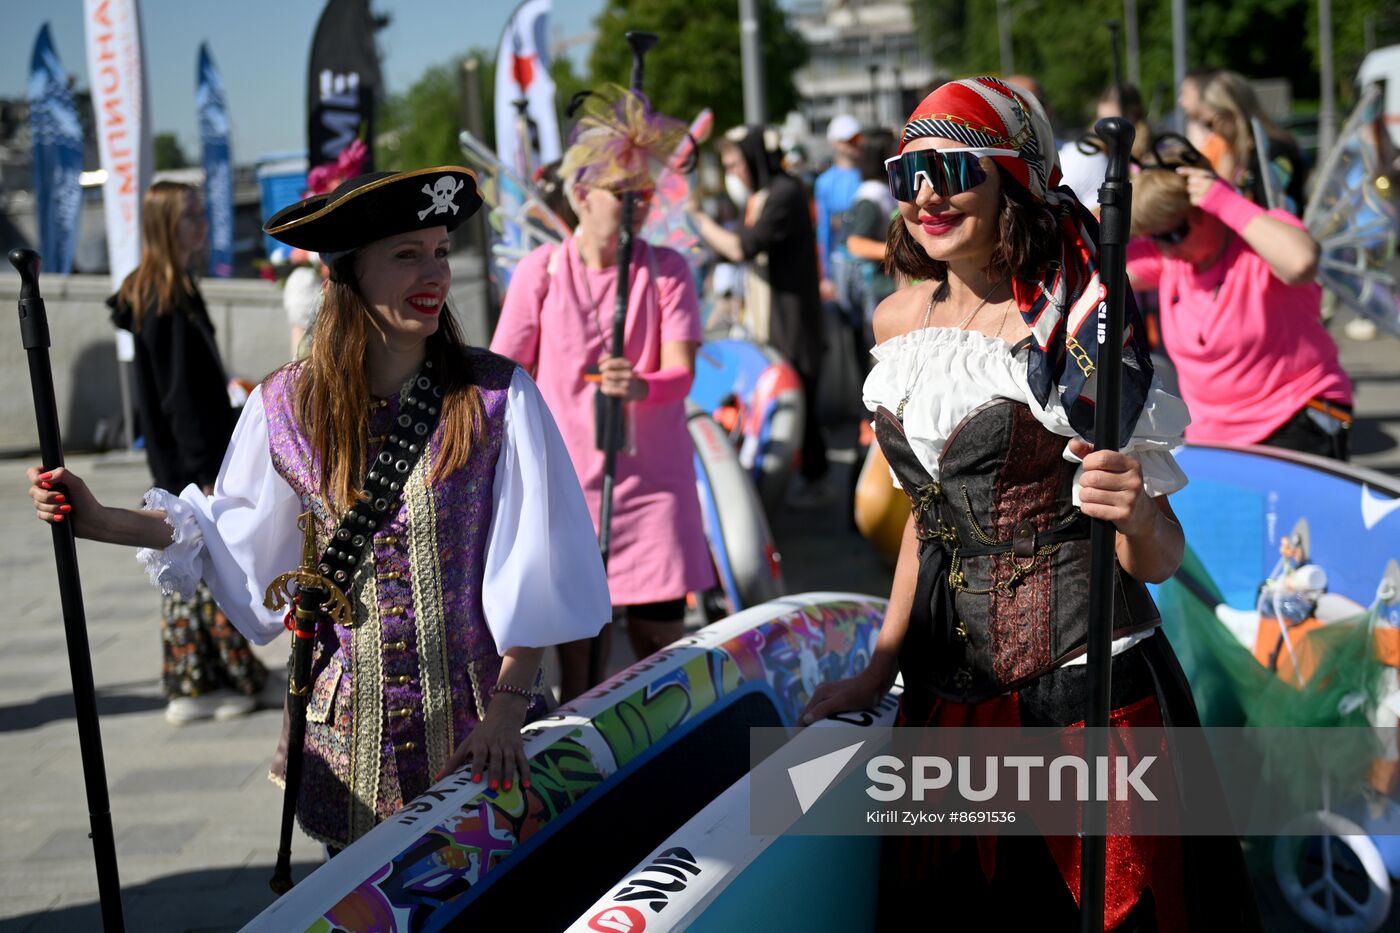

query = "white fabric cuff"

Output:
[[134, 487, 205, 600]]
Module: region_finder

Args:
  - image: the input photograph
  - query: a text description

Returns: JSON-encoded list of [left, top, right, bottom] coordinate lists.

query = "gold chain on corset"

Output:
[[944, 485, 1081, 597]]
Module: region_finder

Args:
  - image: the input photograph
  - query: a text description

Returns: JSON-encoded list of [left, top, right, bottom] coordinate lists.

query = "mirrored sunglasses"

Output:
[[884, 147, 1018, 202], [1150, 218, 1191, 246]]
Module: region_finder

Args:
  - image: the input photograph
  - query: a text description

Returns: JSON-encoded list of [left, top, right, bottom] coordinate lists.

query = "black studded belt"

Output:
[[314, 361, 445, 600]]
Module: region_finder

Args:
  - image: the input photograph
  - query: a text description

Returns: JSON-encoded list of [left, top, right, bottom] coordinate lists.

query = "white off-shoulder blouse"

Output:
[[135, 367, 611, 654], [864, 326, 1191, 500], [863, 326, 1192, 665]]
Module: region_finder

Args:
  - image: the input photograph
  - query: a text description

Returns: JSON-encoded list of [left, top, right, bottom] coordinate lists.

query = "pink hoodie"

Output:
[[1127, 182, 1350, 445]]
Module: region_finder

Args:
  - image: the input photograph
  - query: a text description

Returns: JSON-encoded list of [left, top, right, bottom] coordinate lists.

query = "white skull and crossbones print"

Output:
[[418, 176, 464, 220]]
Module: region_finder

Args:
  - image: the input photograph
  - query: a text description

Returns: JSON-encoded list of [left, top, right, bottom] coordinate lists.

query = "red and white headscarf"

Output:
[[900, 76, 1153, 445]]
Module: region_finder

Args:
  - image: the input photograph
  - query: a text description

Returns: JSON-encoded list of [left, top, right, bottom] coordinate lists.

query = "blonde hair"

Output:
[[1130, 170, 1191, 238], [116, 182, 200, 330], [1200, 71, 1287, 170]]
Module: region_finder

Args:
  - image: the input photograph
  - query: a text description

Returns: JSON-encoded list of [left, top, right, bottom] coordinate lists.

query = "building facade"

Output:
[[791, 0, 938, 140]]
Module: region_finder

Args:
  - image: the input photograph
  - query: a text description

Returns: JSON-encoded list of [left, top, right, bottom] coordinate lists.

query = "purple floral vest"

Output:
[[262, 350, 519, 847]]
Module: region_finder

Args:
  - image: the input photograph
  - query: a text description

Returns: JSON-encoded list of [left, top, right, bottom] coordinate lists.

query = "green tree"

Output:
[[909, 0, 1399, 129], [1308, 0, 1400, 109], [377, 51, 594, 172], [153, 132, 188, 170], [376, 62, 463, 171], [586, 0, 808, 132]]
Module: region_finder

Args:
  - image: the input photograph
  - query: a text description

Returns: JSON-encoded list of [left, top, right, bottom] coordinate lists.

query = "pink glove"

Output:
[[1199, 179, 1265, 235], [639, 366, 693, 406]]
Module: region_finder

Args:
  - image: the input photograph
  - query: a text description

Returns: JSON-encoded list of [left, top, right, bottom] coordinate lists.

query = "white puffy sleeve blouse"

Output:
[[135, 368, 610, 654], [862, 326, 1190, 501]]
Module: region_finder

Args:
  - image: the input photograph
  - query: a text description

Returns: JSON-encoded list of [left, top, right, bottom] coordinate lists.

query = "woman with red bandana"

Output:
[[798, 77, 1260, 930]]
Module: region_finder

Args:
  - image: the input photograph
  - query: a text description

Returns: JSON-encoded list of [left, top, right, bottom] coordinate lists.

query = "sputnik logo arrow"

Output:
[[788, 740, 866, 814]]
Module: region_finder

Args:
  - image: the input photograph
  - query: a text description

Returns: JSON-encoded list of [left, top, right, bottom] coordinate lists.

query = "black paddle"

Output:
[[1080, 116, 1136, 933], [10, 248, 126, 931], [590, 30, 660, 688]]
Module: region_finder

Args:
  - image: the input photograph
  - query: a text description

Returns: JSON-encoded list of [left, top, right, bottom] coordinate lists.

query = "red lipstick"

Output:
[[919, 213, 965, 236]]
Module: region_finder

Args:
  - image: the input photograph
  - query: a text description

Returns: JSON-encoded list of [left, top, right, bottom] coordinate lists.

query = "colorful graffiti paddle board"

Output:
[[240, 593, 886, 932], [1164, 444, 1400, 619], [565, 686, 903, 932]]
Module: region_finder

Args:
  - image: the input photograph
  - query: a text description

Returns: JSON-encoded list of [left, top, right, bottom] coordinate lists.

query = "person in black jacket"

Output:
[[689, 126, 831, 506], [108, 181, 267, 724]]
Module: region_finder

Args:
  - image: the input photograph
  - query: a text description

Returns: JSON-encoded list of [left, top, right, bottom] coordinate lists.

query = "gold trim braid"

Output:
[[407, 449, 454, 779], [347, 569, 384, 843]]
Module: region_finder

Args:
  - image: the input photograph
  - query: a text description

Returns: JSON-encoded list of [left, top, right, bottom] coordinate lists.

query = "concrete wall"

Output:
[[0, 274, 291, 454], [0, 255, 492, 455]]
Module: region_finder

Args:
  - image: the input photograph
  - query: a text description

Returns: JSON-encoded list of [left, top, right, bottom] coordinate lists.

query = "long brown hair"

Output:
[[884, 166, 1059, 284], [289, 257, 485, 515], [116, 181, 200, 329]]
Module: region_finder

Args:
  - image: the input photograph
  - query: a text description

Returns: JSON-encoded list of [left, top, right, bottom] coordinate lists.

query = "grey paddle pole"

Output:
[[9, 248, 125, 932], [589, 30, 659, 688], [1080, 117, 1135, 933]]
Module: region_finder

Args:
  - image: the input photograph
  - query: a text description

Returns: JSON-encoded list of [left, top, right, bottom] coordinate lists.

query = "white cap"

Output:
[[826, 114, 862, 143]]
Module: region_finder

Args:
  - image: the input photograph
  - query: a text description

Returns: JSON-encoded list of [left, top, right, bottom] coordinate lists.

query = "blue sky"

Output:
[[3, 0, 610, 162]]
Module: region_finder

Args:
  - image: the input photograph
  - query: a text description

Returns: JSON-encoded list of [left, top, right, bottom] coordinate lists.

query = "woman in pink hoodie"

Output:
[[1128, 166, 1351, 459]]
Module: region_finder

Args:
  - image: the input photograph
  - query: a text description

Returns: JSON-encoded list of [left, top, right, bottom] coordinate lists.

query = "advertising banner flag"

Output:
[[306, 0, 381, 174], [494, 0, 560, 177], [197, 43, 234, 277], [27, 23, 84, 275], [83, 0, 153, 291], [494, 0, 560, 255]]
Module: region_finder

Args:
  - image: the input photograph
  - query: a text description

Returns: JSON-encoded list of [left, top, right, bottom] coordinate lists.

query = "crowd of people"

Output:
[[22, 58, 1379, 929]]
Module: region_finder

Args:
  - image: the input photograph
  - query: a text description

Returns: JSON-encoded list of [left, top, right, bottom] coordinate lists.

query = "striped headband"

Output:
[[900, 76, 1060, 202]]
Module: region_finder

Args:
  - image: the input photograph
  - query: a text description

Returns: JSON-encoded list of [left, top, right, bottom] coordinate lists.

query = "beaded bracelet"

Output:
[[493, 681, 536, 700]]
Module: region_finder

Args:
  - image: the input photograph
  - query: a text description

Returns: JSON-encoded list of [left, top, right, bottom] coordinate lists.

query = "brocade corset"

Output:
[[874, 398, 1160, 703]]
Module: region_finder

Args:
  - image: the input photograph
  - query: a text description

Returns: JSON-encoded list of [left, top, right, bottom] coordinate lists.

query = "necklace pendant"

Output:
[[896, 397, 908, 419]]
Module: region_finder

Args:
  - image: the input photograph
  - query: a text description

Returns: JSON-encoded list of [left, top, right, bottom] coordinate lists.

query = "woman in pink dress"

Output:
[[491, 88, 715, 699]]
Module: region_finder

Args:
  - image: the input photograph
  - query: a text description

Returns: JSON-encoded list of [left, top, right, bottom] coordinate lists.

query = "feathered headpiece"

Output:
[[559, 85, 690, 193]]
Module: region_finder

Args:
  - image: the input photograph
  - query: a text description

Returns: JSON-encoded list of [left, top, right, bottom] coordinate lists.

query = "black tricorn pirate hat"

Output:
[[264, 166, 483, 253]]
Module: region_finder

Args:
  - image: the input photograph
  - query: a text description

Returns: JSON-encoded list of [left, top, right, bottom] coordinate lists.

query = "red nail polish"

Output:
[[522, 779, 531, 789], [39, 482, 51, 490], [60, 505, 72, 513], [53, 514, 64, 522], [473, 774, 482, 783], [503, 781, 512, 791], [55, 494, 65, 503], [489, 780, 498, 791], [39, 472, 52, 480]]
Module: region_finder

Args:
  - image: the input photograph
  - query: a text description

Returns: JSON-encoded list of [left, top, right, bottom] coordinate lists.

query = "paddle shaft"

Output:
[[1081, 116, 1135, 933], [269, 588, 325, 894], [9, 248, 125, 932], [591, 31, 660, 687]]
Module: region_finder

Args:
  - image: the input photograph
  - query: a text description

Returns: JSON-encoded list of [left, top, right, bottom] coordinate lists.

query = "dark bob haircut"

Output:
[[883, 166, 1060, 285]]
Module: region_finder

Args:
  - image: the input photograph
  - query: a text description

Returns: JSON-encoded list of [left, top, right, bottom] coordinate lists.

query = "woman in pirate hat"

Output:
[[796, 78, 1260, 929], [26, 166, 610, 849], [492, 87, 715, 699]]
